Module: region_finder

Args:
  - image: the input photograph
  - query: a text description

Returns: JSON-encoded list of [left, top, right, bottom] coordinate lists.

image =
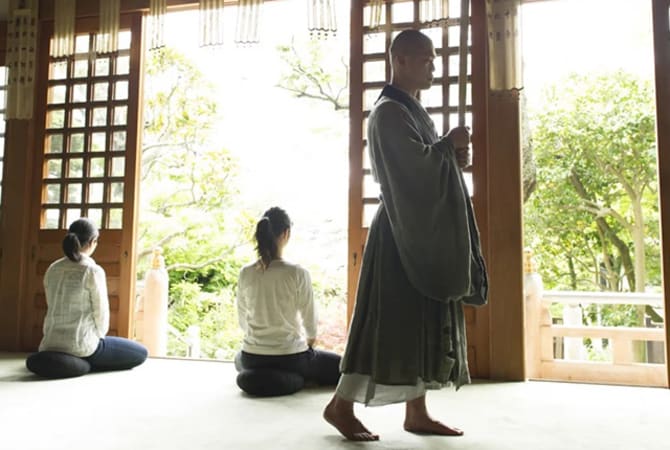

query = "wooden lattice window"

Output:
[[358, 0, 473, 228], [347, 0, 480, 321], [41, 31, 132, 230]]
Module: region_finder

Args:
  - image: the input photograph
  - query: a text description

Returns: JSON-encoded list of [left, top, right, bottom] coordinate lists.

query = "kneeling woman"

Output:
[[27, 218, 147, 378], [235, 207, 341, 397]]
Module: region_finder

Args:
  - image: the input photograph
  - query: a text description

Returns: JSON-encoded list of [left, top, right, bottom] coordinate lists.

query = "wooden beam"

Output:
[[38, 0, 271, 20], [486, 87, 525, 381], [652, 0, 670, 389], [0, 120, 36, 351], [548, 325, 665, 341], [541, 361, 666, 387], [346, 0, 364, 324], [469, 0, 491, 379]]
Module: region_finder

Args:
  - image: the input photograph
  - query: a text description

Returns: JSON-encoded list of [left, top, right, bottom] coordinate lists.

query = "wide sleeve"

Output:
[[236, 269, 248, 334], [88, 265, 110, 337], [296, 267, 317, 341], [368, 100, 474, 301]]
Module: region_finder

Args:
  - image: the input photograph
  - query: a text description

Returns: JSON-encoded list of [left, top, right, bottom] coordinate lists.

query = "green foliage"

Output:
[[583, 304, 642, 328], [139, 47, 254, 358], [525, 71, 662, 360], [138, 47, 249, 278], [140, 46, 348, 359], [167, 281, 243, 359], [525, 70, 659, 293]]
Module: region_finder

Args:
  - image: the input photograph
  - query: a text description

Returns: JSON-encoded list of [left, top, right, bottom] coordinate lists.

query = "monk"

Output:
[[323, 29, 488, 441]]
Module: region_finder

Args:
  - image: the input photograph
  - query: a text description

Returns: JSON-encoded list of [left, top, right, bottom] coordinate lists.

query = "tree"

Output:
[[525, 71, 662, 351], [140, 47, 252, 273], [527, 70, 659, 293], [276, 38, 349, 111], [139, 47, 256, 358], [277, 38, 538, 199]]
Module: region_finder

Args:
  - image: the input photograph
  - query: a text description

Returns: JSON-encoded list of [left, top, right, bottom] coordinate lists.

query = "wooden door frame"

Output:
[[346, 0, 523, 380], [0, 19, 39, 350], [652, 0, 670, 386], [21, 13, 144, 349]]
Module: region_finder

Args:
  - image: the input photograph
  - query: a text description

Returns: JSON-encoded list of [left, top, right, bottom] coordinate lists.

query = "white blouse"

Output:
[[39, 255, 110, 357], [236, 259, 316, 355]]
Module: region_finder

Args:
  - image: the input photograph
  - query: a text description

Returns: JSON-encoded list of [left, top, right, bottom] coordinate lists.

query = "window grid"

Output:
[[41, 31, 132, 230], [360, 1, 473, 227]]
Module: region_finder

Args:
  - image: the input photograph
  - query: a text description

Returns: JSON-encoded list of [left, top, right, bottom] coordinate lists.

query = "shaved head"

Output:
[[389, 29, 433, 58], [388, 29, 436, 94]]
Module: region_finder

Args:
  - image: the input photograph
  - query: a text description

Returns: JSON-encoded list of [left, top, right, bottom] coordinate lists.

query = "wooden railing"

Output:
[[525, 272, 668, 387]]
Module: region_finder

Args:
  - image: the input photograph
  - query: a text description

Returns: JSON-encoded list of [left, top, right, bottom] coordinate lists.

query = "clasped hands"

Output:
[[445, 126, 471, 169]]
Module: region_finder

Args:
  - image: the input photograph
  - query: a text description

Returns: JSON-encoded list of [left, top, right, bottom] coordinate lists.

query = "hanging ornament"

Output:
[[368, 0, 384, 30], [51, 0, 76, 57], [235, 0, 263, 46], [6, 0, 38, 120], [96, 0, 120, 54], [149, 0, 167, 50], [200, 0, 225, 47], [307, 0, 337, 39], [419, 0, 450, 25]]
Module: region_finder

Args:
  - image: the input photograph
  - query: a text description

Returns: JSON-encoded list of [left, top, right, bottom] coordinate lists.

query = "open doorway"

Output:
[[521, 0, 666, 386], [134, 1, 350, 360]]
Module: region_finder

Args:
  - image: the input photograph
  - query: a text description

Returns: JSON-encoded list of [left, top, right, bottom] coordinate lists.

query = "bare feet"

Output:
[[323, 396, 380, 441], [403, 417, 464, 436], [404, 395, 463, 436]]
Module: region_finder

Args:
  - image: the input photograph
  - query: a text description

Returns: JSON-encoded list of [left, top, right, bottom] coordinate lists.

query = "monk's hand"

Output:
[[446, 126, 470, 148], [455, 146, 471, 169], [446, 126, 471, 169], [307, 338, 316, 348]]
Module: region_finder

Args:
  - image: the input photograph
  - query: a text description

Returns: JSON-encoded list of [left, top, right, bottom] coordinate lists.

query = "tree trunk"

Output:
[[631, 196, 648, 362], [570, 170, 635, 288], [631, 198, 646, 293]]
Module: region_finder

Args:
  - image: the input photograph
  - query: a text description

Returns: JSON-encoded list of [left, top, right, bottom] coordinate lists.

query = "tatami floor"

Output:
[[1, 352, 669, 450]]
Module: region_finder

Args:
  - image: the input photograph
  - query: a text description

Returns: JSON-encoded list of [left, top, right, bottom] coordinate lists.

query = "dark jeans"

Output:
[[84, 336, 148, 372], [236, 348, 341, 385], [235, 348, 341, 396]]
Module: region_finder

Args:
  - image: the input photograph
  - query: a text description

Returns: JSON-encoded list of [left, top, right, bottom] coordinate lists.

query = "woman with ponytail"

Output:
[[26, 218, 147, 379], [235, 207, 341, 397]]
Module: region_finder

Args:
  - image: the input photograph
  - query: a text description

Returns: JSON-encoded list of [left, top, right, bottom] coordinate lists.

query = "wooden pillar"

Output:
[[346, 0, 364, 324], [469, 0, 492, 378], [652, 0, 670, 388], [0, 120, 36, 351], [486, 89, 525, 381]]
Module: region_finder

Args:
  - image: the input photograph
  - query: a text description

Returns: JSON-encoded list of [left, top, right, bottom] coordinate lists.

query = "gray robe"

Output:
[[340, 85, 488, 398]]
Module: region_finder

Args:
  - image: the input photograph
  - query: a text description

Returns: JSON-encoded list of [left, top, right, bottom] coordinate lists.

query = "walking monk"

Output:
[[323, 29, 488, 441]]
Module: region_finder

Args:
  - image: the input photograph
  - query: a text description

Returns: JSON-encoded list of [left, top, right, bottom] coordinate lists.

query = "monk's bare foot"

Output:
[[403, 417, 464, 436], [404, 395, 463, 436], [323, 397, 380, 441]]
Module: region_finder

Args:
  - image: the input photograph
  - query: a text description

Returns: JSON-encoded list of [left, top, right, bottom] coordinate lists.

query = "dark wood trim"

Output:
[[117, 12, 145, 338], [347, 1, 364, 324], [38, 0, 273, 20], [0, 119, 36, 351], [652, 0, 670, 388], [0, 21, 6, 66]]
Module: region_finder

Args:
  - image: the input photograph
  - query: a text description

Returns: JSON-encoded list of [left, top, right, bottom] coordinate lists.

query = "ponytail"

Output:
[[254, 207, 291, 268], [63, 232, 83, 262], [62, 218, 99, 262], [255, 217, 277, 268]]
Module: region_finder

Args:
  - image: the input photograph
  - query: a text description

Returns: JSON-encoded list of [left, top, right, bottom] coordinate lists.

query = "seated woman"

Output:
[[26, 218, 148, 379], [235, 207, 341, 397]]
